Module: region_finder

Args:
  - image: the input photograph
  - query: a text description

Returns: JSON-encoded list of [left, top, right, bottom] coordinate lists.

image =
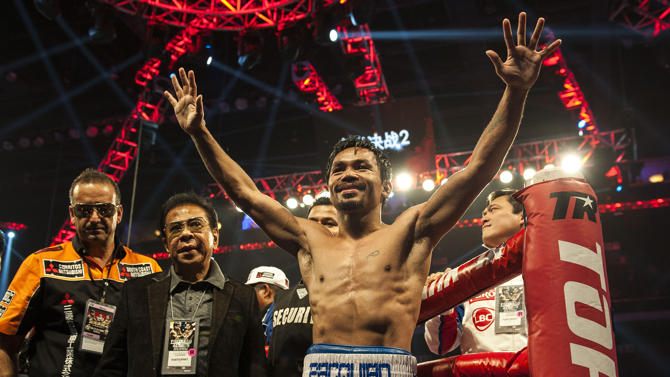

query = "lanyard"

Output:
[[170, 286, 207, 322], [85, 258, 114, 304]]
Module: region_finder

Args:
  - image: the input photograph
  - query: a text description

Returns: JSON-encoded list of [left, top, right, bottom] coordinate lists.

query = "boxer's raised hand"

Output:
[[485, 12, 561, 90], [164, 67, 205, 136]]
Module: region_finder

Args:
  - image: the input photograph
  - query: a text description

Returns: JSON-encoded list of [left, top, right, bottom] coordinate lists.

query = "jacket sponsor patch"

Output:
[[118, 263, 154, 280], [0, 305, 6, 319], [1, 290, 15, 306], [43, 259, 85, 278]]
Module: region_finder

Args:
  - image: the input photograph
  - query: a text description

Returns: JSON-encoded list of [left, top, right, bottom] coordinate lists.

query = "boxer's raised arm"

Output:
[[413, 13, 560, 249], [165, 68, 307, 255]]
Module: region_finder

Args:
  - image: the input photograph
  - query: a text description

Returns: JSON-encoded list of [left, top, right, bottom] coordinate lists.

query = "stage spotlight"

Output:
[[396, 173, 413, 191], [316, 191, 331, 199], [578, 120, 587, 129], [649, 174, 664, 183], [102, 124, 114, 137], [86, 126, 99, 138], [422, 179, 435, 192], [499, 170, 513, 184], [561, 155, 582, 173], [616, 185, 623, 192], [329, 29, 339, 42], [7, 231, 15, 239], [388, 192, 395, 199], [206, 56, 213, 66], [302, 194, 315, 206], [578, 130, 584, 136], [523, 168, 536, 181], [237, 32, 263, 70], [286, 197, 298, 209]]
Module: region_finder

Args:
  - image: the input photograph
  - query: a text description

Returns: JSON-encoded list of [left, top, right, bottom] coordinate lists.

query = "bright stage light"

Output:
[[422, 179, 435, 192], [206, 56, 213, 66], [561, 155, 582, 173], [616, 185, 623, 192], [499, 170, 513, 184], [286, 197, 298, 209], [396, 173, 413, 191], [302, 194, 314, 206], [316, 191, 331, 199], [578, 119, 587, 129], [7, 231, 15, 239], [649, 174, 664, 183], [329, 29, 339, 42], [523, 168, 536, 181]]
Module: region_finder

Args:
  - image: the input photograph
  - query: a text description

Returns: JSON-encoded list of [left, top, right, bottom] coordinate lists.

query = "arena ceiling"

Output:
[[2, 0, 669, 253]]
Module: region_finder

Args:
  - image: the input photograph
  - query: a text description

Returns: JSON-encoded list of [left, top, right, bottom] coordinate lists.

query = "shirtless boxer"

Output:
[[165, 13, 560, 376]]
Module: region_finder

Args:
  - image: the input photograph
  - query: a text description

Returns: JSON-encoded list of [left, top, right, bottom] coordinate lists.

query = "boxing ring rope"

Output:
[[416, 172, 619, 377]]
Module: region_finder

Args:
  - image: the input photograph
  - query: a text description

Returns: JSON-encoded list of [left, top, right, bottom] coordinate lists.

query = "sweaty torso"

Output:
[[298, 208, 431, 350]]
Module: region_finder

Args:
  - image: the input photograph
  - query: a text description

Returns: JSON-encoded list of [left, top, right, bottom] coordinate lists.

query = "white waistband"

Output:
[[302, 345, 416, 377]]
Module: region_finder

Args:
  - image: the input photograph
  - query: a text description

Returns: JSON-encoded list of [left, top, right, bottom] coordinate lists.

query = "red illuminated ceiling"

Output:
[[104, 0, 315, 31]]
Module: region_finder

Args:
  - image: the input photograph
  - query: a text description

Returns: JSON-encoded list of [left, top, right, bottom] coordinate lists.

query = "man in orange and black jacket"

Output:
[[0, 169, 161, 377]]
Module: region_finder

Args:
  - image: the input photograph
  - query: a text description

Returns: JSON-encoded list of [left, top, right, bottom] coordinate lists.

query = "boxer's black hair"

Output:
[[325, 136, 392, 184], [486, 189, 523, 214]]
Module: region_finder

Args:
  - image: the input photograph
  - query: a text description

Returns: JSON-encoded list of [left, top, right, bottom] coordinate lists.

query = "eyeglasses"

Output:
[[164, 217, 209, 239], [71, 203, 119, 218]]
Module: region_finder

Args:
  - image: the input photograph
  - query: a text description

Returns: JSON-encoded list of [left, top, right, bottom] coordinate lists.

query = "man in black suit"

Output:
[[93, 192, 267, 377]]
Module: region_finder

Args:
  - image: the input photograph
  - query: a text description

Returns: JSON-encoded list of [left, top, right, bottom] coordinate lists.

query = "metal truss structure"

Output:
[[611, 0, 670, 38], [291, 61, 342, 112], [206, 169, 329, 201], [205, 129, 633, 201], [51, 17, 206, 245], [542, 33, 598, 135], [104, 0, 315, 31], [149, 196, 668, 259], [338, 24, 390, 105]]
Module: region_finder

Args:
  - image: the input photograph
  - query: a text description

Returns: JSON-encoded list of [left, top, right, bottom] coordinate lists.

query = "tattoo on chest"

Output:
[[367, 250, 380, 258]]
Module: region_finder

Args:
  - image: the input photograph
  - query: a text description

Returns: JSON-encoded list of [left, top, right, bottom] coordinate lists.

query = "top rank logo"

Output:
[[43, 260, 85, 279], [550, 191, 598, 223], [118, 263, 154, 280]]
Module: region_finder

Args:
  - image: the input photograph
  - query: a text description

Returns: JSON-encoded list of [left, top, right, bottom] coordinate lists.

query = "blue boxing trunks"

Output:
[[302, 343, 417, 377]]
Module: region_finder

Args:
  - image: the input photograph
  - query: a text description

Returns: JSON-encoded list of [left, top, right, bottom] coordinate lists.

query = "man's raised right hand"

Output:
[[164, 67, 206, 136]]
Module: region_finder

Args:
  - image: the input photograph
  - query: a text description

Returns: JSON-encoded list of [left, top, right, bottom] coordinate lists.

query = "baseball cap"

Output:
[[245, 266, 289, 290]]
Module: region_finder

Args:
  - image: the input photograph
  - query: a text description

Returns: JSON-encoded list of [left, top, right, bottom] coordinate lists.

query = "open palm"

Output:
[[486, 13, 561, 90], [164, 68, 205, 135]]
